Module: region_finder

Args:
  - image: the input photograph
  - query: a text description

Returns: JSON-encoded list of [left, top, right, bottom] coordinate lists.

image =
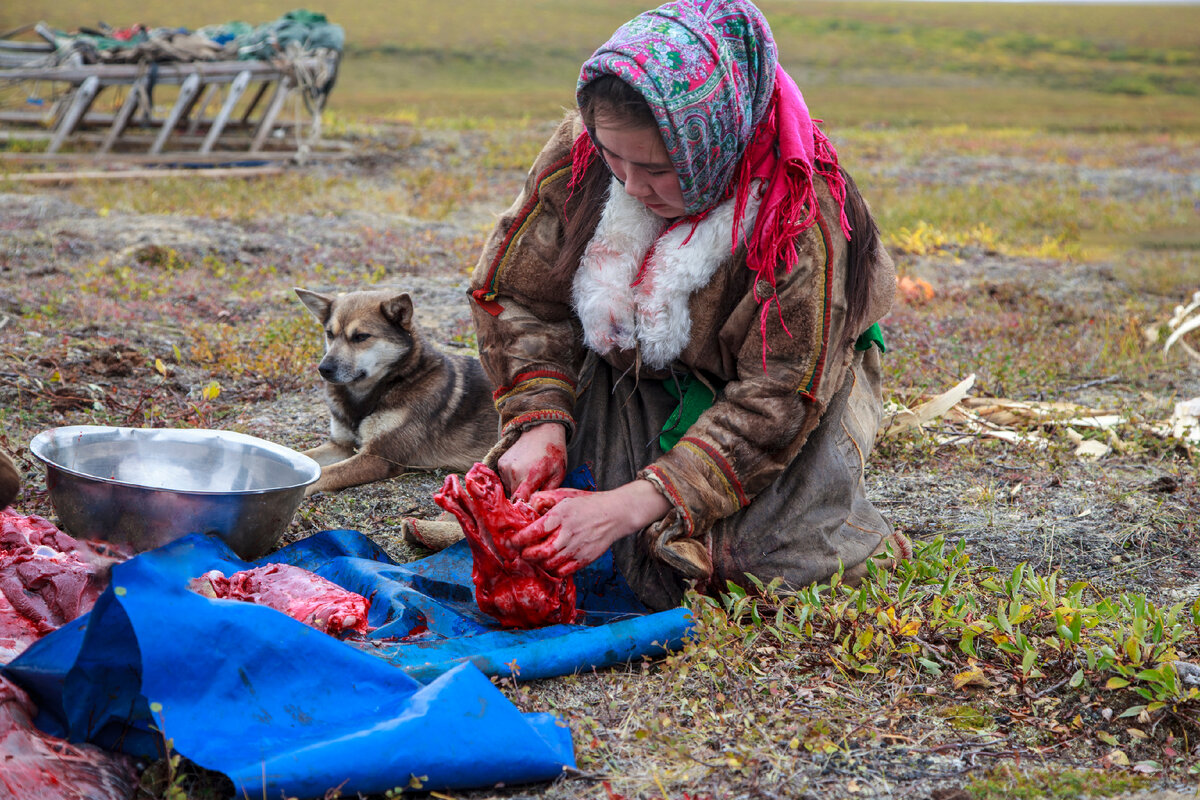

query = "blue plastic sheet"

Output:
[[2, 530, 693, 798], [320, 534, 693, 682]]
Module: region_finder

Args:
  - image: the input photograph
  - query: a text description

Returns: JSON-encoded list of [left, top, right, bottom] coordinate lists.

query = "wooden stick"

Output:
[[0, 148, 352, 166], [99, 77, 147, 154], [200, 70, 251, 154], [2, 165, 286, 184], [48, 74, 99, 154]]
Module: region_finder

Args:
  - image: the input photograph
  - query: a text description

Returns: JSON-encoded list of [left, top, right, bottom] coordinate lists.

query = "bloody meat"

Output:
[[189, 563, 371, 636], [0, 509, 130, 663], [434, 463, 588, 628], [0, 674, 139, 800]]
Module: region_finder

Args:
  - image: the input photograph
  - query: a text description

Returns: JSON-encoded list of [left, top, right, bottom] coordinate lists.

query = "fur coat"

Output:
[[469, 113, 896, 545]]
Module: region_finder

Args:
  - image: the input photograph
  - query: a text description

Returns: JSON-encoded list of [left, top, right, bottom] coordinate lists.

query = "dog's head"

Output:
[[294, 287, 417, 390]]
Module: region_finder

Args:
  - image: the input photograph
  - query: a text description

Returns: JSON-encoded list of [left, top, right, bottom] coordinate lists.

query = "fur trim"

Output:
[[573, 178, 762, 369]]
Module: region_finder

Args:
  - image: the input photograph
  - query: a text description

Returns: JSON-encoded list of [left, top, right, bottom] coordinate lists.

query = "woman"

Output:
[[468, 0, 906, 611]]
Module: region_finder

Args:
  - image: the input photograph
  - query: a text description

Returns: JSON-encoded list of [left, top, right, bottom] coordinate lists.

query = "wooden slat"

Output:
[[186, 83, 222, 135], [3, 165, 286, 184], [0, 148, 351, 166], [240, 81, 271, 124], [47, 74, 99, 154], [99, 78, 146, 153], [0, 59, 327, 84], [251, 75, 291, 152], [150, 72, 201, 154], [200, 70, 251, 154]]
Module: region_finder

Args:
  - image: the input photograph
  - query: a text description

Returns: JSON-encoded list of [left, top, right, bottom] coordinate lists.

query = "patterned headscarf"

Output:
[[574, 0, 851, 369], [578, 0, 776, 215]]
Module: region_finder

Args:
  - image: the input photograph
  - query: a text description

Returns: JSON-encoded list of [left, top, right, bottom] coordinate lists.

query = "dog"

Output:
[[294, 287, 499, 497], [0, 449, 18, 509]]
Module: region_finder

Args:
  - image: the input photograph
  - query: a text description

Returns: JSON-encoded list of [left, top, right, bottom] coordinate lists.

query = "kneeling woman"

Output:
[[469, 0, 907, 611]]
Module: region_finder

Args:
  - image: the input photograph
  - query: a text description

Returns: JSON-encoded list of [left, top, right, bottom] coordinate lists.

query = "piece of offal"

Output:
[[190, 563, 371, 636], [0, 509, 129, 663], [0, 674, 138, 800], [435, 463, 587, 628]]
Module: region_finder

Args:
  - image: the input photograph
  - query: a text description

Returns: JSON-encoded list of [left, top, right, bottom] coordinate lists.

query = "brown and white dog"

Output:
[[295, 287, 499, 496]]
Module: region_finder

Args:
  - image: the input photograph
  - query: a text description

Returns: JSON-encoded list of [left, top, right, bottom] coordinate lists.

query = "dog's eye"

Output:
[[350, 332, 371, 343], [324, 329, 334, 339]]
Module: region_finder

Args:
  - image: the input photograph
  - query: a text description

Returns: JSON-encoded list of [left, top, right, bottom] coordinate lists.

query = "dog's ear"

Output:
[[294, 288, 334, 323], [381, 293, 414, 330]]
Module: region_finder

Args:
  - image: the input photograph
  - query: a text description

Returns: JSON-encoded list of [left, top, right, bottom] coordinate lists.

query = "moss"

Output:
[[968, 764, 1153, 799]]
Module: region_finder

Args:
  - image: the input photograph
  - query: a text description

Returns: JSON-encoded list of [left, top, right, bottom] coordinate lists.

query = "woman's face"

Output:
[[591, 115, 686, 219]]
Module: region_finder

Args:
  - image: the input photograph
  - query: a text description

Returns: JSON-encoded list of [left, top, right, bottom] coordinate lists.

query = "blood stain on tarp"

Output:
[[283, 704, 313, 725]]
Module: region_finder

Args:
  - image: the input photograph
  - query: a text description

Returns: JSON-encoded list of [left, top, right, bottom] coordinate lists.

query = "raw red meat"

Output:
[[189, 563, 371, 636], [434, 463, 587, 628], [0, 674, 138, 800], [0, 509, 130, 663]]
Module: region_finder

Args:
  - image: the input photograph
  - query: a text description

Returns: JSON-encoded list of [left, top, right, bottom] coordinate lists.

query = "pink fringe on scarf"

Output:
[[732, 66, 850, 371]]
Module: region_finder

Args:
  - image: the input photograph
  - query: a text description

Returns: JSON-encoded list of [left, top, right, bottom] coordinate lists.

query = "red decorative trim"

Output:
[[475, 156, 572, 309], [678, 437, 748, 507], [470, 288, 505, 317], [642, 465, 695, 536], [501, 409, 575, 438]]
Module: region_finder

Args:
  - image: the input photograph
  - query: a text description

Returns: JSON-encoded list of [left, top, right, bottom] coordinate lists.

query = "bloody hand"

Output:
[[513, 480, 673, 578], [496, 423, 567, 501]]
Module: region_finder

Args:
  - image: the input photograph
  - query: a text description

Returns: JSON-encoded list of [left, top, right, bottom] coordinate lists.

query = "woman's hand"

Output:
[[496, 423, 568, 501], [512, 479, 672, 576]]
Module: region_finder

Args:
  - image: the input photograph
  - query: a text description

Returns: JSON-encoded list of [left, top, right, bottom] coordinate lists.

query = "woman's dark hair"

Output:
[[552, 76, 655, 281], [577, 74, 656, 130], [840, 166, 881, 341]]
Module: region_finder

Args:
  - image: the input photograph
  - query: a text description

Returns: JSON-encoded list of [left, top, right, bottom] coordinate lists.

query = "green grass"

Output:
[[967, 764, 1152, 799]]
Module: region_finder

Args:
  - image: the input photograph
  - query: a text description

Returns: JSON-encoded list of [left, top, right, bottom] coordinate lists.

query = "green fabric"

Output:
[[659, 375, 717, 452], [854, 322, 886, 353], [236, 9, 345, 60], [54, 28, 149, 53], [658, 325, 882, 451]]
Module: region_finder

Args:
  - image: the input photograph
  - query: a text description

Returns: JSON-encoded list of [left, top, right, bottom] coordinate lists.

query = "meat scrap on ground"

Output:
[[189, 563, 371, 636], [435, 463, 587, 629], [0, 674, 138, 800], [0, 509, 130, 663]]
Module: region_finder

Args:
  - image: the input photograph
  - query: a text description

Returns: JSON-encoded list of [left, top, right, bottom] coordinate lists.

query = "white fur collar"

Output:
[[573, 178, 762, 369]]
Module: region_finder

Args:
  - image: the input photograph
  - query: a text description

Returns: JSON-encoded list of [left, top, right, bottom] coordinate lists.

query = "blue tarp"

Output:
[[2, 530, 693, 798]]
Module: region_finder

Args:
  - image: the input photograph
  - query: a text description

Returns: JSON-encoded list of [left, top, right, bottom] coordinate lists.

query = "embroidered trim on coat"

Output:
[[492, 369, 578, 404], [677, 436, 749, 508], [796, 209, 834, 401], [472, 156, 573, 316], [501, 409, 576, 438], [640, 465, 695, 536]]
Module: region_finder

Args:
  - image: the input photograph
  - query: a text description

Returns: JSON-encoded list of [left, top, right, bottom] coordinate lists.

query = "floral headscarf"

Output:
[[578, 0, 776, 215]]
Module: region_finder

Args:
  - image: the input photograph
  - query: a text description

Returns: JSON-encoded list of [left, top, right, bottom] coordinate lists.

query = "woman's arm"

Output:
[[469, 114, 587, 456]]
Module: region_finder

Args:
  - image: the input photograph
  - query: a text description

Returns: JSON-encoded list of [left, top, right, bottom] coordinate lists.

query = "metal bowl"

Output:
[[29, 426, 321, 560]]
